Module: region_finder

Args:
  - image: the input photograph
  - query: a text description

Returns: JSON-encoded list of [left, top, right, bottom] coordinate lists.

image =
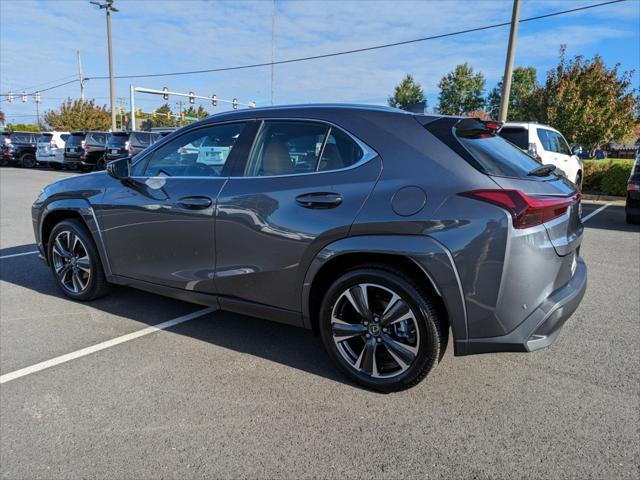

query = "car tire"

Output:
[[319, 266, 444, 392], [48, 219, 111, 301], [19, 153, 37, 168], [96, 157, 106, 170], [626, 213, 640, 225], [79, 165, 93, 173]]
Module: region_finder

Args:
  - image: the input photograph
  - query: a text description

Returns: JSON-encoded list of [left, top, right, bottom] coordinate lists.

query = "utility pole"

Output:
[[498, 0, 521, 123], [77, 51, 85, 102], [90, 0, 119, 131], [177, 99, 183, 126], [271, 0, 276, 105], [35, 92, 41, 127]]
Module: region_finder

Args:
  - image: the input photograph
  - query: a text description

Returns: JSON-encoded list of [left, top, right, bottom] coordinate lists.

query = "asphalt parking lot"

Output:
[[1, 167, 638, 479]]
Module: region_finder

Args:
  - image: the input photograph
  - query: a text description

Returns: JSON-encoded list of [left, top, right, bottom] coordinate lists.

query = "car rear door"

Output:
[[214, 119, 381, 314], [95, 122, 252, 293]]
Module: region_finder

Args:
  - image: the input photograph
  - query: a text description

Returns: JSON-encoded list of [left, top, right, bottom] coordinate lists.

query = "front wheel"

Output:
[[48, 219, 111, 301], [319, 266, 444, 392], [96, 157, 106, 170]]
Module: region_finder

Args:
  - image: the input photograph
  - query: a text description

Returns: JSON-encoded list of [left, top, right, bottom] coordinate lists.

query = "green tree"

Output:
[[6, 123, 40, 132], [486, 66, 538, 120], [183, 105, 209, 120], [0, 110, 5, 126], [44, 99, 111, 131], [152, 103, 176, 127], [525, 46, 638, 154], [388, 74, 426, 111], [437, 63, 486, 115]]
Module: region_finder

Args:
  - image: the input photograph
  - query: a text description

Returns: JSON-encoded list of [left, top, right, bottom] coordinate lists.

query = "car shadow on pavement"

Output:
[[583, 204, 640, 233], [0, 247, 356, 389]]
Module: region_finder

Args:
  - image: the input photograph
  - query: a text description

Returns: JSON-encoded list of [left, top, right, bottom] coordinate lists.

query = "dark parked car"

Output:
[[32, 105, 587, 392], [104, 131, 161, 167], [626, 154, 640, 224], [77, 131, 108, 171], [63, 132, 87, 169], [1, 131, 39, 167]]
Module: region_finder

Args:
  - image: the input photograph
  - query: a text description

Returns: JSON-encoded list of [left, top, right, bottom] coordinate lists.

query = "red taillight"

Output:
[[459, 189, 580, 229], [628, 183, 640, 191]]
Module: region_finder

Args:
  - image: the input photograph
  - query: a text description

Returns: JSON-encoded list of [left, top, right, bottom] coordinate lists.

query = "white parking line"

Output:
[[0, 307, 215, 384], [0, 251, 39, 259], [582, 203, 611, 223]]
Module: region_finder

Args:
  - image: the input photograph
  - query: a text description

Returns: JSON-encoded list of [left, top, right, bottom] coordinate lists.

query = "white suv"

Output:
[[36, 131, 70, 169], [499, 122, 583, 187]]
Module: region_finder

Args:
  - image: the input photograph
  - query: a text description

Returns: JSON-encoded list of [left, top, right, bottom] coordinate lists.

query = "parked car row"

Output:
[[1, 129, 170, 170]]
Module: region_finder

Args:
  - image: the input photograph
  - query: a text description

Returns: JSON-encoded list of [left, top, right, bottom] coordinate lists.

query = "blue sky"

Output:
[[1, 0, 638, 125]]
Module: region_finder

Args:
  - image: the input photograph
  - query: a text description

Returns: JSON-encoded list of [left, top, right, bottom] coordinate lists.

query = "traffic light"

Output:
[[34, 91, 41, 103], [21, 91, 27, 103], [152, 111, 156, 119], [232, 98, 238, 110], [118, 107, 124, 115], [180, 113, 185, 122], [189, 92, 195, 104], [162, 86, 169, 101], [7, 91, 13, 103], [211, 94, 217, 107], [136, 108, 142, 117], [166, 112, 171, 119]]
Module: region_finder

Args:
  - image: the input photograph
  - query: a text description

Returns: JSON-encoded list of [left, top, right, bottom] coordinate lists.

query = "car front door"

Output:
[[214, 119, 381, 315], [95, 122, 251, 293]]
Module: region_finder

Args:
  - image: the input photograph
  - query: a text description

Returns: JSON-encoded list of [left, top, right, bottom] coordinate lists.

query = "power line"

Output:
[[0, 79, 79, 101], [83, 0, 626, 80], [2, 75, 79, 95]]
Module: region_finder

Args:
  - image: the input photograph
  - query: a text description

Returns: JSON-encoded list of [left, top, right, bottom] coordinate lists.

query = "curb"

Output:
[[581, 193, 625, 202]]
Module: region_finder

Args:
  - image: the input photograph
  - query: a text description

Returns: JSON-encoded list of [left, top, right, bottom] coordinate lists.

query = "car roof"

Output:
[[202, 103, 410, 121]]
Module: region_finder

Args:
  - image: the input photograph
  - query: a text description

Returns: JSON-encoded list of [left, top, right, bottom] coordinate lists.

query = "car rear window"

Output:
[[86, 132, 107, 145], [107, 133, 129, 147], [498, 127, 528, 150], [130, 132, 151, 146], [457, 134, 542, 177], [38, 133, 53, 142], [66, 134, 85, 146]]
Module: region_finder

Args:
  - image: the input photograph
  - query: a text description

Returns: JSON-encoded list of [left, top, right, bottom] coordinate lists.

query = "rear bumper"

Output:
[[457, 256, 587, 355]]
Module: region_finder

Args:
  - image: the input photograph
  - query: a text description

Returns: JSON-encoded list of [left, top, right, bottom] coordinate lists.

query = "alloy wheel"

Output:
[[331, 283, 420, 379], [51, 230, 92, 294]]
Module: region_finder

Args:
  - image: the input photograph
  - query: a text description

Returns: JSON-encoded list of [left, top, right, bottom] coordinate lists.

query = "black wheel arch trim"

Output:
[[37, 198, 112, 276], [300, 234, 468, 354]]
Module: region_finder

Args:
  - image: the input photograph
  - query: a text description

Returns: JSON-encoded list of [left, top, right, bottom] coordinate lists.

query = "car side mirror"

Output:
[[572, 146, 582, 155], [106, 156, 131, 180]]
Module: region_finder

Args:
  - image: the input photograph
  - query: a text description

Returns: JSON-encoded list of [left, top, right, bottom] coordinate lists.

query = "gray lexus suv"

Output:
[[32, 105, 587, 392]]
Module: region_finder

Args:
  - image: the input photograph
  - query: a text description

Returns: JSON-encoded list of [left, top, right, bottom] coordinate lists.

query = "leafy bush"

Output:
[[601, 163, 632, 196], [583, 159, 633, 196]]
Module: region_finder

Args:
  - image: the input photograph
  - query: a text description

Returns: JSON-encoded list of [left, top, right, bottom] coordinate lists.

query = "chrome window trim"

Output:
[[129, 117, 379, 181]]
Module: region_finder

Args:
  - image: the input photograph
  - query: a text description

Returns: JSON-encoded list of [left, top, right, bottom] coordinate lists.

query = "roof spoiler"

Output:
[[454, 118, 503, 138]]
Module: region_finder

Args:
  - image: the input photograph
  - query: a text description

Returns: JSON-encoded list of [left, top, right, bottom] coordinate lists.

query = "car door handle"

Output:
[[296, 192, 343, 209], [176, 196, 213, 210]]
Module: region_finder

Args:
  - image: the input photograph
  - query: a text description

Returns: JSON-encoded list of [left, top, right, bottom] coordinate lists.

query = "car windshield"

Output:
[[10, 133, 32, 143], [38, 134, 53, 142]]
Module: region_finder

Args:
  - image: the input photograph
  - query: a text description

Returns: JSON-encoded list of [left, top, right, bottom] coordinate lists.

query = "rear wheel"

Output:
[[319, 266, 443, 392], [20, 153, 37, 168], [48, 219, 110, 301], [96, 157, 106, 170]]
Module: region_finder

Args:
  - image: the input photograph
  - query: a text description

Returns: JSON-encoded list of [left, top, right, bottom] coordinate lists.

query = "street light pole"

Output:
[[90, 0, 119, 131], [498, 0, 521, 123]]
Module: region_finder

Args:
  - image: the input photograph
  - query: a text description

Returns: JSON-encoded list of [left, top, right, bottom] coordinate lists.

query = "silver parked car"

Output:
[[32, 105, 587, 391]]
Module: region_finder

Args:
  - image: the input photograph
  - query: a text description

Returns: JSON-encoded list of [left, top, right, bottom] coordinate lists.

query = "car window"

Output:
[[244, 121, 330, 176], [60, 134, 70, 142], [138, 123, 245, 177], [10, 133, 31, 143], [66, 134, 85, 146], [317, 127, 363, 172], [107, 133, 129, 147], [87, 132, 107, 145], [38, 134, 53, 142], [498, 127, 528, 150], [536, 128, 554, 152], [551, 131, 571, 155]]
